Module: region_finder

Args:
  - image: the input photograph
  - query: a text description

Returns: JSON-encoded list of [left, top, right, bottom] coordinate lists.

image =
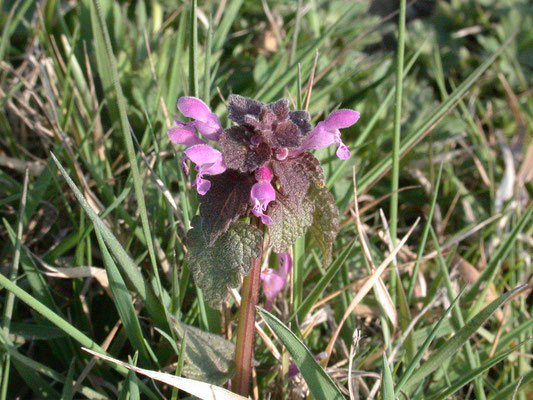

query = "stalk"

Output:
[[232, 224, 263, 396]]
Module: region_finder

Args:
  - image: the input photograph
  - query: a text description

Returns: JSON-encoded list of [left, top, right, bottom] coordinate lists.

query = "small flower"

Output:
[[300, 109, 360, 160], [250, 166, 275, 225], [178, 97, 223, 141], [260, 252, 292, 310], [169, 97, 226, 194], [288, 352, 328, 378], [184, 144, 226, 195]]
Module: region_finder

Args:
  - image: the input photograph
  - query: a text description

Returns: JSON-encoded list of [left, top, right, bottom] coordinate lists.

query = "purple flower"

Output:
[[260, 252, 292, 310], [169, 97, 226, 194], [289, 352, 328, 378], [250, 166, 275, 225], [184, 144, 226, 195], [299, 109, 360, 160], [178, 97, 223, 141]]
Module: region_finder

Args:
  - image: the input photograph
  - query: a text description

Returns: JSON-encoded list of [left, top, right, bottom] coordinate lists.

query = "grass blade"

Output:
[[465, 202, 533, 306], [358, 32, 517, 194], [90, 0, 168, 327], [381, 354, 395, 400], [428, 340, 529, 400], [94, 228, 151, 364], [259, 308, 344, 400], [389, 0, 407, 247], [290, 239, 356, 323], [402, 285, 527, 392], [0, 266, 158, 399], [50, 152, 166, 327], [83, 348, 248, 400]]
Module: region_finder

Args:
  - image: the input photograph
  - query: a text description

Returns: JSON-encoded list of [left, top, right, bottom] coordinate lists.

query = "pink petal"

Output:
[[184, 144, 223, 167], [301, 126, 336, 150], [252, 210, 272, 225], [336, 143, 351, 160], [255, 166, 274, 182], [321, 109, 360, 131], [178, 97, 212, 122], [251, 181, 276, 203], [277, 252, 292, 278], [194, 115, 223, 141], [260, 268, 285, 310], [194, 176, 211, 195], [202, 156, 226, 175], [168, 126, 205, 146], [178, 97, 222, 141]]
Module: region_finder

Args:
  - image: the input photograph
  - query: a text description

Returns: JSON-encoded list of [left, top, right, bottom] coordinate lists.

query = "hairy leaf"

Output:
[[241, 104, 302, 148], [268, 198, 314, 253], [267, 98, 289, 120], [173, 321, 235, 384], [227, 94, 263, 124], [272, 152, 324, 205], [307, 182, 339, 265], [186, 217, 262, 308], [198, 170, 254, 244], [264, 119, 301, 148], [219, 126, 271, 173], [289, 110, 312, 136]]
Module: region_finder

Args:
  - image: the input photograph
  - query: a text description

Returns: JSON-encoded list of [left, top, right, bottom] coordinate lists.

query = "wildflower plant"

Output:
[[170, 95, 359, 309]]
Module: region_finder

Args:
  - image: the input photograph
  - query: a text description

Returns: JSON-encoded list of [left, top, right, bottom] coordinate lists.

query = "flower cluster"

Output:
[[170, 95, 359, 225], [173, 95, 359, 308]]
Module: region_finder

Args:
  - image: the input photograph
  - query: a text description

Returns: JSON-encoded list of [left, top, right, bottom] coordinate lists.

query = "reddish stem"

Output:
[[232, 248, 262, 396]]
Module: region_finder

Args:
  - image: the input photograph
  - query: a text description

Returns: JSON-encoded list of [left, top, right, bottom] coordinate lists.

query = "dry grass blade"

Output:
[[323, 172, 420, 365], [82, 348, 248, 400], [350, 171, 397, 328], [40, 264, 109, 290]]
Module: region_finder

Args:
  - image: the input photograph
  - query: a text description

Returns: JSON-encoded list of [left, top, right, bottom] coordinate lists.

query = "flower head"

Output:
[[169, 97, 226, 194], [170, 94, 356, 238], [260, 252, 292, 310], [300, 109, 360, 160]]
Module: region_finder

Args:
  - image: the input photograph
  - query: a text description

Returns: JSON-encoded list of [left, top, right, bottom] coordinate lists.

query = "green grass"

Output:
[[1, 0, 532, 399]]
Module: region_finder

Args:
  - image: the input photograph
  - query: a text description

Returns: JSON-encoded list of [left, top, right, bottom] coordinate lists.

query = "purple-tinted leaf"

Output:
[[198, 170, 254, 244], [267, 99, 289, 121], [272, 152, 324, 205], [227, 94, 263, 124], [219, 126, 271, 173], [289, 110, 312, 136], [307, 182, 339, 265], [268, 197, 314, 253], [186, 216, 262, 308], [265, 120, 302, 148], [172, 320, 235, 384]]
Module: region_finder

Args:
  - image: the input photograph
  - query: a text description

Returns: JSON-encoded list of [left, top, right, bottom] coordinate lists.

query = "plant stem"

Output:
[[390, 0, 406, 245], [389, 0, 406, 301], [232, 238, 263, 396]]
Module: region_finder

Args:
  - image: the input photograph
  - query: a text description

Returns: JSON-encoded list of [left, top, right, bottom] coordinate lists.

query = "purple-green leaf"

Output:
[[198, 170, 254, 244], [307, 182, 339, 265], [219, 126, 271, 173], [186, 216, 262, 308], [268, 198, 314, 253], [272, 152, 323, 206]]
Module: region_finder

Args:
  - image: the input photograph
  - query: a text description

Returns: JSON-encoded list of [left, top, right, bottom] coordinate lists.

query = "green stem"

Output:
[[390, 0, 406, 245], [389, 0, 406, 302], [232, 229, 263, 396]]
